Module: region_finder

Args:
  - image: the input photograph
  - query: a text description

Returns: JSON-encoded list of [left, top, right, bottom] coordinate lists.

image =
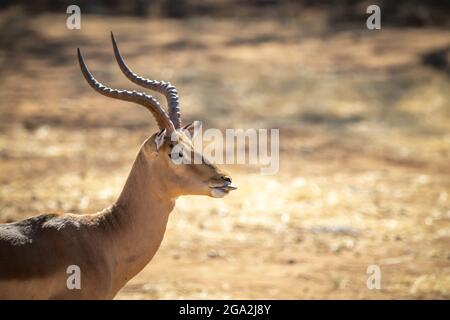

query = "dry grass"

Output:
[[0, 8, 449, 299]]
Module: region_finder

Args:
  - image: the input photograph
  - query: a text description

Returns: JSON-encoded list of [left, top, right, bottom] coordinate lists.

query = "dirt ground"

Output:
[[0, 8, 449, 299]]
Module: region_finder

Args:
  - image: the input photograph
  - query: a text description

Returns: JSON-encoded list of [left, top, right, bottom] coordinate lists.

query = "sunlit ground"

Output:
[[0, 9, 449, 298]]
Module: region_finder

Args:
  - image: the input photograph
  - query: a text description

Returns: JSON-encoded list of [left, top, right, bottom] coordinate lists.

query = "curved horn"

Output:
[[77, 48, 174, 133], [110, 32, 181, 129]]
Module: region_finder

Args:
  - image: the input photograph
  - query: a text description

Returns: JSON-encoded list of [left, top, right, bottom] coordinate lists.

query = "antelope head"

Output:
[[77, 33, 236, 199]]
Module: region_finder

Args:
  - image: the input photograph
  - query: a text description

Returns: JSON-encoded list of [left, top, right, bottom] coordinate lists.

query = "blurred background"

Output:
[[0, 0, 449, 299]]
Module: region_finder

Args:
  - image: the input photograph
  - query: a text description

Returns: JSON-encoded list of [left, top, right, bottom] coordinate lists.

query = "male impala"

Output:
[[0, 33, 236, 299]]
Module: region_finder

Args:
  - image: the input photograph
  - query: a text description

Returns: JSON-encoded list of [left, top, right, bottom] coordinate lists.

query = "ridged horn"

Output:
[[77, 48, 175, 133], [111, 32, 181, 129]]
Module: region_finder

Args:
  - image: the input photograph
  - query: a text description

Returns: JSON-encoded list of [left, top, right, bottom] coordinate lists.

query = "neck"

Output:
[[100, 151, 175, 294]]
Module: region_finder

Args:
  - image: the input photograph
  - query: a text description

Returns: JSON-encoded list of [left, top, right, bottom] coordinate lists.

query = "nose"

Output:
[[222, 176, 232, 183]]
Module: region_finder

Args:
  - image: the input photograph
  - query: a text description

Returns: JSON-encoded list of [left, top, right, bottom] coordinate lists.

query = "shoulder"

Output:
[[0, 213, 58, 245], [1, 213, 84, 237]]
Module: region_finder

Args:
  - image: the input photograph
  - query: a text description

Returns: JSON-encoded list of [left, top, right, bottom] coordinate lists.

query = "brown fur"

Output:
[[0, 131, 234, 299]]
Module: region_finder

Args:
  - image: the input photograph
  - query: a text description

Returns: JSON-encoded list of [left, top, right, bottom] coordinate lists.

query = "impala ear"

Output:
[[154, 129, 166, 151], [182, 121, 201, 140]]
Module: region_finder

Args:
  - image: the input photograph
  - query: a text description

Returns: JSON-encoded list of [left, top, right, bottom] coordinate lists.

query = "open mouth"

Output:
[[209, 182, 237, 198], [211, 185, 237, 191]]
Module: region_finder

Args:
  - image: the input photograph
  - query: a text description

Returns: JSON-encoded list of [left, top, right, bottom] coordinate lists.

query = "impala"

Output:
[[0, 33, 236, 299]]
